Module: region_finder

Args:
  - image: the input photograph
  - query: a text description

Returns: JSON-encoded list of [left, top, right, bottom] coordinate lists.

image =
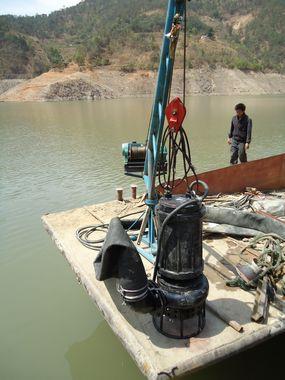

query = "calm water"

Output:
[[0, 96, 284, 380]]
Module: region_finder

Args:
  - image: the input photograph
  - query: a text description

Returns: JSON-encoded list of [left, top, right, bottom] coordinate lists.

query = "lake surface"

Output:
[[0, 95, 284, 380]]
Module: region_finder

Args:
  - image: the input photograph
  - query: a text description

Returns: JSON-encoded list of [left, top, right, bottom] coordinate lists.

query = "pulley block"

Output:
[[165, 97, 186, 133]]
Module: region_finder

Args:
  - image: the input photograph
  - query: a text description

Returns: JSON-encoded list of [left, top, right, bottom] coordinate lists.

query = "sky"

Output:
[[0, 0, 82, 16]]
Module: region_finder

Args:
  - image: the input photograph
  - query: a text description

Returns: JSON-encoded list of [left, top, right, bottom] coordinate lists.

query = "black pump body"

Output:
[[153, 195, 209, 339], [157, 195, 205, 281]]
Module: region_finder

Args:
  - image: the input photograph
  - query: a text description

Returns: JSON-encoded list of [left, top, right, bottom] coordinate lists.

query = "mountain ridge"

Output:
[[0, 0, 284, 79]]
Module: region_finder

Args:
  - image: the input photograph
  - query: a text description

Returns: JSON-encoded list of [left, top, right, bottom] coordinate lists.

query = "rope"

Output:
[[233, 194, 255, 210], [227, 234, 285, 294]]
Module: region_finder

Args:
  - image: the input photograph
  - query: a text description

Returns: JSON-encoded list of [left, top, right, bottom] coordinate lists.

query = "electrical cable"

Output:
[[158, 125, 199, 194], [76, 210, 145, 252]]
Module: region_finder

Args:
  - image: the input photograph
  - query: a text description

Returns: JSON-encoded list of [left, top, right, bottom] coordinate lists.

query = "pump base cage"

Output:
[[152, 273, 209, 339], [153, 302, 206, 339]]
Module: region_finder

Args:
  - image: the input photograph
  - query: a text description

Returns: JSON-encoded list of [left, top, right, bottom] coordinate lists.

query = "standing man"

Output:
[[228, 103, 253, 165]]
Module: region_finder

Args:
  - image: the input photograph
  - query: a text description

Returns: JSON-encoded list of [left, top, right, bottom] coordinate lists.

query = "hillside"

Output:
[[0, 0, 284, 79], [1, 65, 285, 102]]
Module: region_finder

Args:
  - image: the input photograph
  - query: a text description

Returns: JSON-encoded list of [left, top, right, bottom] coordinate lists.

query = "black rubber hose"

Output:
[[94, 217, 158, 313], [94, 217, 148, 287], [205, 206, 285, 239]]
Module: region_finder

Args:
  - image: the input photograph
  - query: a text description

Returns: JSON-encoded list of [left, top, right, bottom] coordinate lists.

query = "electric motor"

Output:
[[157, 195, 206, 281]]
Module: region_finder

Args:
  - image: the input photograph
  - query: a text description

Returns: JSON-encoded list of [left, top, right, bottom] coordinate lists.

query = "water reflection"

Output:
[[0, 95, 284, 380]]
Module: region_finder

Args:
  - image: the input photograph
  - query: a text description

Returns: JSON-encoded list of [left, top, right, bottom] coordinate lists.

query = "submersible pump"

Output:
[[93, 181, 209, 339], [152, 189, 209, 338]]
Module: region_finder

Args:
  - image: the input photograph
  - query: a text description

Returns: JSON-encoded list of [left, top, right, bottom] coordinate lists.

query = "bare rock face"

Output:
[[45, 78, 113, 101], [1, 67, 285, 102], [0, 79, 25, 95]]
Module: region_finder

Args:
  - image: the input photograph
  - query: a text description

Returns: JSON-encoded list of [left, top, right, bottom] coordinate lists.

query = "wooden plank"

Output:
[[157, 153, 285, 195]]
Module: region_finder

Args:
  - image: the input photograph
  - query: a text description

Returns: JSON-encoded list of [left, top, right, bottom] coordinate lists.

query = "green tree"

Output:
[[47, 47, 65, 68], [73, 47, 86, 66]]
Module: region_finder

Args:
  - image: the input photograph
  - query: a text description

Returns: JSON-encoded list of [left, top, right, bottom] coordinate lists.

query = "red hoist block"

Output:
[[165, 97, 186, 133]]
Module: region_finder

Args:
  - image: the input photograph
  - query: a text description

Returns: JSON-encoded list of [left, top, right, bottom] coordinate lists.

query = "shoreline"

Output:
[[2, 92, 285, 105], [1, 66, 285, 102]]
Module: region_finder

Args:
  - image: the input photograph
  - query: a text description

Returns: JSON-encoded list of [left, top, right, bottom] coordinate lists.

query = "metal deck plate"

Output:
[[42, 200, 285, 380]]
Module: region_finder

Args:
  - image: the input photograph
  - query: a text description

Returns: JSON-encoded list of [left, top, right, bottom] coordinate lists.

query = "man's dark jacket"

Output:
[[229, 114, 252, 144]]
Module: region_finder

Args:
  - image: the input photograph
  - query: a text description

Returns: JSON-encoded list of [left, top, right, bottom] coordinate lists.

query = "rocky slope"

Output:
[[0, 79, 25, 95], [1, 65, 285, 102]]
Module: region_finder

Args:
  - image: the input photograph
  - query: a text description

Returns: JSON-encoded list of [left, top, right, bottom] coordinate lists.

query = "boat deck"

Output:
[[42, 199, 285, 380]]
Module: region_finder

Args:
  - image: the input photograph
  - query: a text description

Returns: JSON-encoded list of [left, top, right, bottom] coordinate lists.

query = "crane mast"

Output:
[[122, 0, 188, 262]]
